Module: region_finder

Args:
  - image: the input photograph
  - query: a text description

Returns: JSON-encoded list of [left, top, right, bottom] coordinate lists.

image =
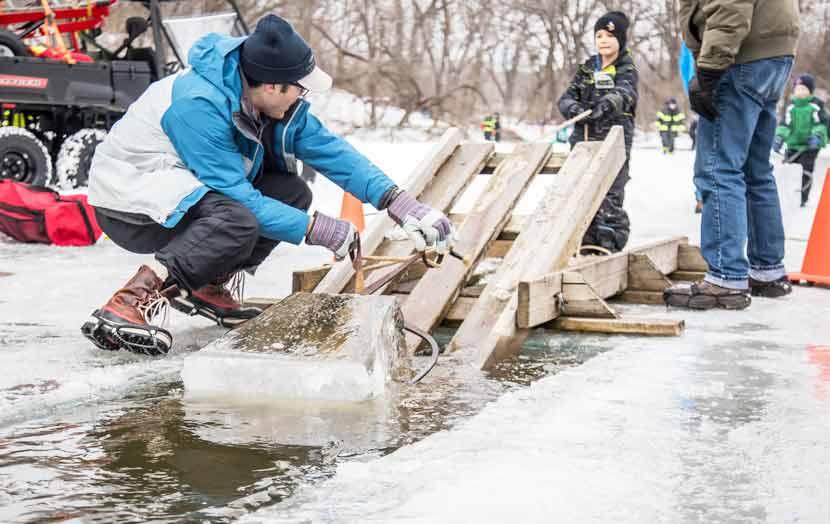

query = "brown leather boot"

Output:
[[81, 265, 174, 355], [170, 272, 261, 328]]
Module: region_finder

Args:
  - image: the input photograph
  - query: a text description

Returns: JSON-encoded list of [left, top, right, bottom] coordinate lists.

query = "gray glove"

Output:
[[386, 189, 455, 253], [305, 211, 358, 260]]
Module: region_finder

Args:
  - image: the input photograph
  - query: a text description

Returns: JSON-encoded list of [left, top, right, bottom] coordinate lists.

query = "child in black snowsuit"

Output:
[[558, 11, 638, 253]]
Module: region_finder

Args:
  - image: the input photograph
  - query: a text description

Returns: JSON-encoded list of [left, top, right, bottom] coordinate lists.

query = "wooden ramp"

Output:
[[274, 126, 706, 371]]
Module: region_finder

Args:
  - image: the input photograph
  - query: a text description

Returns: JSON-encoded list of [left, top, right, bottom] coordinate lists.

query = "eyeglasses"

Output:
[[291, 82, 309, 97]]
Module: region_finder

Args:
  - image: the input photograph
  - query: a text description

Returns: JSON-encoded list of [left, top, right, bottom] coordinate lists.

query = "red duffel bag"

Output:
[[0, 179, 102, 246]]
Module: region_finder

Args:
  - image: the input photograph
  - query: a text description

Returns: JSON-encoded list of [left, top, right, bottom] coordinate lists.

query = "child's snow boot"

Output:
[[170, 272, 262, 328], [81, 265, 174, 355]]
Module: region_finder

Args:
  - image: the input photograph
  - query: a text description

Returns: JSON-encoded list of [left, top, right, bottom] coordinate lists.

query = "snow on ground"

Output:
[[242, 146, 830, 523], [2, 138, 829, 522]]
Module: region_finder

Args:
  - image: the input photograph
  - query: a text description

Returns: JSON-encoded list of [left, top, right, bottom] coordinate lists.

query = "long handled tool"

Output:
[[348, 237, 467, 383], [540, 109, 592, 143]]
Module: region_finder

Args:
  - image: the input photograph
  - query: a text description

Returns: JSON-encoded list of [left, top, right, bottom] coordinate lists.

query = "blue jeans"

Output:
[[694, 56, 793, 290]]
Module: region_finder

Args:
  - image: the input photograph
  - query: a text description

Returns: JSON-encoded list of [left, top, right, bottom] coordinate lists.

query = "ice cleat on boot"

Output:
[[749, 276, 793, 298], [81, 265, 173, 356], [170, 271, 262, 328], [663, 280, 751, 310]]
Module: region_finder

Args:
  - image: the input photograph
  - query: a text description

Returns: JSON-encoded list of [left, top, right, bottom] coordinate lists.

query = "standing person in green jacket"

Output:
[[664, 0, 800, 310], [774, 74, 829, 207]]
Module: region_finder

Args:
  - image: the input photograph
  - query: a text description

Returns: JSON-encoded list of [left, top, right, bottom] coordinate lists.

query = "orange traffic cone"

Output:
[[789, 167, 830, 286], [339, 191, 365, 232]]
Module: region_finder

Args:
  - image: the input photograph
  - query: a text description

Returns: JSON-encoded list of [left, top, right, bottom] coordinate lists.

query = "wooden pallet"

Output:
[[281, 126, 702, 370]]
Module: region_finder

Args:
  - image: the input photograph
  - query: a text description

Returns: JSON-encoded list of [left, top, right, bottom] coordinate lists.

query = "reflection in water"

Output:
[[0, 329, 612, 523]]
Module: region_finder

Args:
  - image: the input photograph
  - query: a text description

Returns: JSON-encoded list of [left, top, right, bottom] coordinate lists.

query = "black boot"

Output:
[[749, 276, 793, 298], [663, 280, 751, 310]]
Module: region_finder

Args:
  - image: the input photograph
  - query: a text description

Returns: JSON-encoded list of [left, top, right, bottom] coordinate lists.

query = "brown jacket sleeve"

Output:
[[697, 0, 755, 70], [681, 0, 799, 71]]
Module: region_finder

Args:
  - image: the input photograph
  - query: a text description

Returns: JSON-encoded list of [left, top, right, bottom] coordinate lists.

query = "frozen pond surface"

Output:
[[1, 144, 829, 522]]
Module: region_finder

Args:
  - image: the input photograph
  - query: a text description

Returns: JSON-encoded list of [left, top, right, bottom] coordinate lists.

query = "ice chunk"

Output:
[[181, 293, 409, 402]]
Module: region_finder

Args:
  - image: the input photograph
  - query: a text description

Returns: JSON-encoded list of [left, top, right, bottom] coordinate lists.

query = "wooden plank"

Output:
[[552, 317, 685, 336], [441, 296, 476, 326], [313, 128, 464, 294], [627, 253, 673, 291], [448, 127, 627, 369], [567, 253, 629, 299], [450, 214, 528, 241], [485, 151, 566, 174], [515, 236, 687, 327], [353, 141, 494, 294], [485, 239, 513, 258], [401, 143, 551, 353], [292, 265, 330, 293], [616, 290, 665, 305], [670, 270, 706, 282], [517, 272, 562, 328], [560, 272, 618, 319], [678, 244, 708, 272]]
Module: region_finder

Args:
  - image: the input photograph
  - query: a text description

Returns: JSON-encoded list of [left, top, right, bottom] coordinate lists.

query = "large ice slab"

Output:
[[181, 293, 409, 402]]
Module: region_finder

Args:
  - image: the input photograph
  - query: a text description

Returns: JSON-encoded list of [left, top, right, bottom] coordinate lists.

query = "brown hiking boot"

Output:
[[663, 280, 751, 310], [81, 265, 174, 355], [170, 272, 261, 328]]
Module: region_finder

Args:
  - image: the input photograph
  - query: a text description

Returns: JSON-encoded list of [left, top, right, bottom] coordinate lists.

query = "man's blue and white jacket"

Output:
[[88, 33, 394, 245]]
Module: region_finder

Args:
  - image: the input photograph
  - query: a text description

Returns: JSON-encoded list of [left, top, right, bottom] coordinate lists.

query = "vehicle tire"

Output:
[[0, 30, 29, 58], [55, 128, 106, 188], [0, 127, 52, 186]]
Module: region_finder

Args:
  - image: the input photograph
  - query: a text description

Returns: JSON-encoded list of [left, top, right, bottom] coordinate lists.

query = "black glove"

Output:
[[587, 98, 614, 122], [689, 68, 725, 122], [565, 102, 586, 119]]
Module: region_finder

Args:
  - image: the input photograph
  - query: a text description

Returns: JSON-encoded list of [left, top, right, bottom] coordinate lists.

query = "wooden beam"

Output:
[[447, 127, 627, 369], [669, 270, 706, 282], [313, 128, 464, 294], [514, 237, 687, 328], [401, 143, 551, 353], [292, 265, 330, 294], [616, 290, 665, 305], [485, 151, 566, 174], [552, 317, 685, 336], [560, 271, 619, 319], [352, 141, 494, 294], [517, 272, 562, 328], [450, 214, 528, 241], [678, 244, 708, 272], [485, 239, 513, 258], [627, 253, 673, 291]]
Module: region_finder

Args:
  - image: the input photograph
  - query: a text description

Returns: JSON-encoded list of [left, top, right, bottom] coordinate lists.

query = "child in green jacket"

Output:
[[774, 74, 829, 206]]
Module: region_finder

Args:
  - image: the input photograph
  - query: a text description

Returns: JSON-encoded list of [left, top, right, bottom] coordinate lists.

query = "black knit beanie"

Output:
[[795, 74, 815, 94], [594, 11, 630, 52], [240, 14, 316, 85]]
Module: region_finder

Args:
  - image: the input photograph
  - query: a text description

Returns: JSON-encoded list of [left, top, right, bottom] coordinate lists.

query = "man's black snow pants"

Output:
[[95, 172, 312, 292]]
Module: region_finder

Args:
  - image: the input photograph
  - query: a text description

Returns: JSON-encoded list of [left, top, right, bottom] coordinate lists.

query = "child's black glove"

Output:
[[587, 98, 614, 121], [689, 68, 724, 122], [564, 102, 586, 119]]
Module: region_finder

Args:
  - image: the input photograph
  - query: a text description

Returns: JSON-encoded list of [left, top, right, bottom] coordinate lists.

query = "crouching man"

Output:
[[82, 14, 453, 355]]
